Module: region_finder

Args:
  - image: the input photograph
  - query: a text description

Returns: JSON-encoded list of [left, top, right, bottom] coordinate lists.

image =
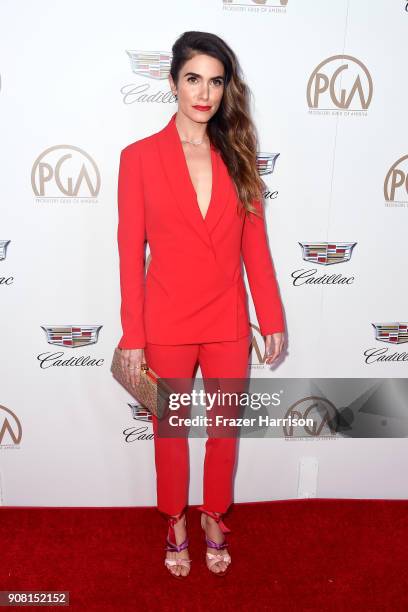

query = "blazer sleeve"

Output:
[[117, 145, 147, 349], [241, 199, 285, 335]]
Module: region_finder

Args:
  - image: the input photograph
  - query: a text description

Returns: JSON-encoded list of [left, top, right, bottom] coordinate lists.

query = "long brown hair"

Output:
[[170, 31, 264, 218]]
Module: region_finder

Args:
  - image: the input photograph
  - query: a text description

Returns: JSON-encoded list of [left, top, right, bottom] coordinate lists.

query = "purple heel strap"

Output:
[[205, 537, 228, 551], [165, 536, 189, 552]]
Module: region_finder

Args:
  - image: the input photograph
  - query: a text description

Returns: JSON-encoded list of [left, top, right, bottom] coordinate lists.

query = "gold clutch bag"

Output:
[[110, 347, 174, 419]]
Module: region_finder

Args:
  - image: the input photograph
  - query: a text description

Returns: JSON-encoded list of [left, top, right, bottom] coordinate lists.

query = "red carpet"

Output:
[[1, 499, 408, 611]]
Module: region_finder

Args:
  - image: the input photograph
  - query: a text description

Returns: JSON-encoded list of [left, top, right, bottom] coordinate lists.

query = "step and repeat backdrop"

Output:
[[1, 0, 407, 505]]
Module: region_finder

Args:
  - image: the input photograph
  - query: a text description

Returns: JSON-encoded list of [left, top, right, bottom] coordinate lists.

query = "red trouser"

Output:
[[144, 334, 251, 518]]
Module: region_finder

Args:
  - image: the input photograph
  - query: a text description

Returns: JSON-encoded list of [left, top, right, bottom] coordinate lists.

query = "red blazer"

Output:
[[117, 112, 285, 349]]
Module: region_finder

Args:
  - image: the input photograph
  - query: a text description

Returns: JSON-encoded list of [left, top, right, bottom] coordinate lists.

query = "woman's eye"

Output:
[[187, 77, 223, 86]]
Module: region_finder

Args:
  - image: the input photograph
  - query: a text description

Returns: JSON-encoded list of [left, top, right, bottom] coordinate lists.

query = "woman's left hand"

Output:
[[264, 332, 285, 365]]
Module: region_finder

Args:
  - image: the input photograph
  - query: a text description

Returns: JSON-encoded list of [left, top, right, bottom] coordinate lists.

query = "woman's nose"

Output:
[[198, 85, 210, 101]]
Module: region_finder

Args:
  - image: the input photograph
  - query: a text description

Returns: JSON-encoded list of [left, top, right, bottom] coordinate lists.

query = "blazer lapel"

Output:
[[156, 112, 231, 249]]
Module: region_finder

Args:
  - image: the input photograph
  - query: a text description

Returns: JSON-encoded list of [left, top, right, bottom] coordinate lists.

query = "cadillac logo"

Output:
[[372, 323, 408, 345], [131, 405, 153, 423], [0, 240, 10, 260], [256, 153, 280, 176], [126, 50, 172, 79], [41, 325, 102, 347], [299, 242, 356, 265]]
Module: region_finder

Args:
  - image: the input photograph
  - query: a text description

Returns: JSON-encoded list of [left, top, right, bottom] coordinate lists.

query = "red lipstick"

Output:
[[193, 105, 211, 111]]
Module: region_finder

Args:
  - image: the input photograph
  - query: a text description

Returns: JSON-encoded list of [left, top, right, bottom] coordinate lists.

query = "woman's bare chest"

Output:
[[183, 145, 213, 220]]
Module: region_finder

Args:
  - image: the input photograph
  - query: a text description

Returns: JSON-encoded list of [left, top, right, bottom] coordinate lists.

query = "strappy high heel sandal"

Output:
[[164, 512, 192, 578], [199, 507, 231, 577]]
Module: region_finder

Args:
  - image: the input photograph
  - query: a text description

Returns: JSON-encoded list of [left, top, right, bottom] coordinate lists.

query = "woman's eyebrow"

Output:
[[183, 71, 225, 80]]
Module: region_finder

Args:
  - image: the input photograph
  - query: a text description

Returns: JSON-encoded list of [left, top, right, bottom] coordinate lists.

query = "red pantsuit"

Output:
[[144, 335, 251, 518], [116, 112, 285, 520]]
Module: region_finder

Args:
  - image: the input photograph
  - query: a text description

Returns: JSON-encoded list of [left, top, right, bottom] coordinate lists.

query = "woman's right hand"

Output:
[[119, 348, 145, 388]]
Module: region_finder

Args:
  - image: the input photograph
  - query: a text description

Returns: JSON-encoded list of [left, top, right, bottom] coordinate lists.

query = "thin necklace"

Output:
[[175, 116, 208, 146], [180, 136, 205, 146]]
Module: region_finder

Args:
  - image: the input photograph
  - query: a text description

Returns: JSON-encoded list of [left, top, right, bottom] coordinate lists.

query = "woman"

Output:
[[117, 31, 285, 578]]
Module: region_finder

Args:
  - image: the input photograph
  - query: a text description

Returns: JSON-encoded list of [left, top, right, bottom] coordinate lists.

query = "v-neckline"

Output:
[[174, 117, 215, 223], [158, 112, 232, 250]]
